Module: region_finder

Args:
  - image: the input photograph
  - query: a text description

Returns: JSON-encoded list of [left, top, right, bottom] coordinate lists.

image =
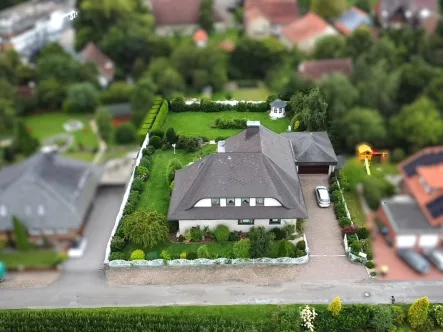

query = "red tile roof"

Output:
[[297, 58, 353, 80], [244, 0, 299, 25], [81, 42, 115, 81], [282, 12, 332, 44], [151, 0, 223, 26], [194, 29, 208, 42], [417, 165, 443, 189]]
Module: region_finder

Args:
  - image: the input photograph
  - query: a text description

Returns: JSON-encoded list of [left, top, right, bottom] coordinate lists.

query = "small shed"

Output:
[[269, 99, 287, 119]]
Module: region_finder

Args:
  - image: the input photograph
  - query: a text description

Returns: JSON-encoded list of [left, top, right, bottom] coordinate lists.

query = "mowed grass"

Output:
[[232, 85, 270, 101], [0, 249, 59, 269], [343, 190, 367, 227], [162, 111, 290, 139], [24, 112, 98, 149]]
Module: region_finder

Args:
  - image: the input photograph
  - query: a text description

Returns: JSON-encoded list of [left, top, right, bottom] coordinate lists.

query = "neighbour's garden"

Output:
[[2, 296, 443, 332]]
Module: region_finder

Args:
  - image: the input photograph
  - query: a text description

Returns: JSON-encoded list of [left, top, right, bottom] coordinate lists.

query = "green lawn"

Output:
[[0, 249, 59, 269], [137, 145, 217, 215], [343, 190, 366, 227], [232, 84, 270, 101], [161, 111, 290, 139]]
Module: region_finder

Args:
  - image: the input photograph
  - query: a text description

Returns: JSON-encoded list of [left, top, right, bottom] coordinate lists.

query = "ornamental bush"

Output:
[[432, 304, 443, 328], [365, 261, 375, 269], [213, 117, 247, 129], [328, 297, 342, 317], [197, 245, 210, 258], [214, 225, 230, 242], [228, 231, 242, 241], [115, 123, 137, 144], [142, 146, 155, 156], [161, 250, 171, 262], [357, 227, 370, 239], [135, 166, 149, 181], [296, 240, 306, 251], [165, 127, 178, 144], [272, 306, 302, 332], [145, 252, 158, 260], [131, 177, 144, 192], [408, 296, 430, 329], [149, 135, 162, 149], [179, 252, 187, 259], [330, 190, 341, 203], [300, 305, 318, 332], [391, 305, 406, 326], [149, 129, 164, 138], [339, 216, 352, 228], [269, 227, 285, 240], [351, 241, 362, 253], [109, 251, 127, 261], [329, 181, 339, 193], [249, 226, 275, 258], [277, 239, 292, 258], [233, 238, 251, 258], [371, 306, 394, 332], [190, 226, 203, 242], [140, 156, 152, 170], [295, 249, 306, 258], [130, 249, 145, 261], [283, 222, 296, 240], [166, 159, 182, 184], [187, 251, 198, 260], [341, 225, 359, 236], [110, 236, 126, 252]]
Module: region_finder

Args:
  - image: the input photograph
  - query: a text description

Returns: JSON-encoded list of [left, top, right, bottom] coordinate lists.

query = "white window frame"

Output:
[[0, 205, 7, 217], [227, 198, 235, 206], [238, 219, 254, 225], [256, 198, 264, 205], [43, 229, 54, 235], [211, 198, 220, 206]]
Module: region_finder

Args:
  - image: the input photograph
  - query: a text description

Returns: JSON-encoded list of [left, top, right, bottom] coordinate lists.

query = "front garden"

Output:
[[2, 296, 443, 332]]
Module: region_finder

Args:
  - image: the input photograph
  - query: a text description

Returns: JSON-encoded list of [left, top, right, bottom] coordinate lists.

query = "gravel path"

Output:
[[0, 271, 61, 289]]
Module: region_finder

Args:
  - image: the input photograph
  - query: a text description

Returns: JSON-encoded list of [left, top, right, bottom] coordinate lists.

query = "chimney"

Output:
[[246, 121, 261, 127], [217, 140, 225, 153], [41, 145, 58, 159]]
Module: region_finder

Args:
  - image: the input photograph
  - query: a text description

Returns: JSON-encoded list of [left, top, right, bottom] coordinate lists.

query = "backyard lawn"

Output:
[[343, 190, 366, 227], [0, 249, 59, 269], [231, 84, 270, 101], [161, 111, 290, 139]]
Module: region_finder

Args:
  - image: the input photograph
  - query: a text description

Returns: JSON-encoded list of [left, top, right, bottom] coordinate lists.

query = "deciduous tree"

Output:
[[289, 89, 329, 131], [313, 35, 347, 59], [63, 83, 100, 113], [311, 0, 347, 18], [199, 0, 214, 33]]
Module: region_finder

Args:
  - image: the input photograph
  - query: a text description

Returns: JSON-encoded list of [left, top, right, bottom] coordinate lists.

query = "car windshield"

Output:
[[318, 189, 329, 201]]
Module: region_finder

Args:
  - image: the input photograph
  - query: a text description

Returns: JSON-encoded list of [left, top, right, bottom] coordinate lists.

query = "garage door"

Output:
[[418, 235, 439, 248], [298, 165, 329, 174], [396, 235, 417, 248]]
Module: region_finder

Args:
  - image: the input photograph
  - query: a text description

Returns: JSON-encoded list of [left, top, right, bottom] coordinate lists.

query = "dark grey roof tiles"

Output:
[[281, 132, 338, 165], [270, 99, 287, 108]]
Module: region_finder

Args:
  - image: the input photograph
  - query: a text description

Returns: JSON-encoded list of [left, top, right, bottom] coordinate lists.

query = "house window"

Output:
[[256, 198, 264, 205], [227, 198, 235, 206], [0, 205, 6, 217], [279, 108, 282, 113], [269, 219, 281, 225], [37, 205, 45, 216], [43, 229, 54, 235], [242, 198, 250, 206], [238, 219, 254, 225], [211, 198, 220, 206]]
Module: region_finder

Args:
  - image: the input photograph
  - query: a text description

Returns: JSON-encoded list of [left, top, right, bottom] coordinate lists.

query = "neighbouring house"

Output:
[[148, 0, 226, 36], [375, 0, 439, 33], [193, 29, 208, 48], [168, 121, 338, 234], [269, 99, 286, 119], [79, 42, 115, 88], [97, 103, 133, 127], [0, 0, 74, 58], [297, 58, 354, 81], [0, 146, 102, 248], [281, 12, 338, 52], [375, 147, 443, 249], [334, 7, 372, 35], [244, 0, 299, 38]]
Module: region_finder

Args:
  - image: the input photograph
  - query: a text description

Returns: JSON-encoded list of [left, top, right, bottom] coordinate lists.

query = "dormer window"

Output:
[[238, 219, 254, 225], [0, 205, 6, 217], [269, 218, 281, 225], [211, 198, 220, 206], [38, 205, 45, 216], [256, 198, 264, 205], [227, 198, 235, 206], [242, 198, 250, 206]]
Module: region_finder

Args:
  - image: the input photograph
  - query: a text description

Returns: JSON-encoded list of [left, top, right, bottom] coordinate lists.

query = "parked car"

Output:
[[397, 249, 430, 274], [423, 249, 443, 272], [315, 186, 330, 207]]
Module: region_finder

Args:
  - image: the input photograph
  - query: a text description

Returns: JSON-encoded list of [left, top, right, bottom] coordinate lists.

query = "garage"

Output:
[[418, 235, 439, 248], [396, 235, 417, 248], [298, 165, 329, 174]]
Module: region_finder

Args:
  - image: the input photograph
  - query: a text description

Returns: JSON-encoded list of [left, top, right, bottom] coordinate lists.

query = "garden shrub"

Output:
[[166, 159, 182, 184], [161, 250, 171, 262], [277, 239, 292, 257], [228, 231, 242, 241], [12, 217, 32, 251], [350, 241, 362, 253], [165, 127, 178, 144], [109, 251, 127, 261], [392, 306, 406, 326], [295, 249, 306, 258], [328, 297, 342, 317], [339, 216, 352, 228], [330, 190, 341, 203], [296, 240, 306, 251], [213, 117, 247, 129], [115, 123, 137, 144], [347, 234, 358, 244], [214, 225, 230, 242], [180, 252, 187, 259], [365, 261, 375, 269], [145, 252, 158, 260], [184, 229, 192, 241], [338, 170, 349, 191], [197, 245, 210, 258], [149, 135, 162, 149], [177, 234, 184, 242], [135, 166, 149, 180], [190, 226, 203, 242], [408, 296, 430, 329], [131, 177, 144, 192], [186, 251, 198, 260], [140, 155, 152, 170], [360, 238, 371, 254], [130, 249, 145, 261], [283, 222, 296, 239], [300, 305, 318, 331], [341, 225, 359, 236], [391, 147, 406, 163], [233, 239, 251, 258], [128, 190, 140, 204], [149, 129, 164, 138], [151, 101, 169, 131], [123, 202, 136, 215], [295, 219, 306, 235], [110, 236, 126, 252], [432, 304, 443, 328], [329, 181, 339, 193], [371, 306, 394, 332], [168, 220, 179, 233], [142, 145, 155, 156], [249, 226, 274, 258], [272, 306, 302, 332], [177, 135, 200, 152], [269, 227, 285, 240], [202, 226, 213, 240], [338, 305, 373, 331], [356, 227, 369, 239]]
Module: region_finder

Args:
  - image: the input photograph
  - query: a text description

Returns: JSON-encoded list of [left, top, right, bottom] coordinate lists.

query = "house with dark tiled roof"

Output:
[[80, 42, 115, 88], [375, 0, 439, 33], [244, 0, 299, 38], [148, 0, 226, 36], [334, 7, 372, 35], [297, 58, 354, 81], [168, 121, 338, 234], [281, 12, 339, 52], [375, 147, 443, 250], [96, 103, 133, 127], [0, 146, 102, 247]]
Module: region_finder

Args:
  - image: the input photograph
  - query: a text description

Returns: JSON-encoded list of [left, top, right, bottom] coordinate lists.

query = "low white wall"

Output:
[[184, 99, 265, 105], [68, 238, 88, 258], [103, 134, 150, 264], [178, 219, 297, 235]]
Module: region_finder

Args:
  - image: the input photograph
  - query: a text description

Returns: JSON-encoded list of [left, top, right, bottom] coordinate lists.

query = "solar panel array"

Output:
[[403, 152, 443, 177], [426, 196, 443, 219]]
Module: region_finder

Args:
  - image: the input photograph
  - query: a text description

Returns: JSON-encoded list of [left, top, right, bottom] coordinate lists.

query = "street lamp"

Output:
[[172, 144, 176, 154]]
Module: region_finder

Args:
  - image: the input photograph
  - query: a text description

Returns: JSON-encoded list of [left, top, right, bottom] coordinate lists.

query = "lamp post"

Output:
[[172, 144, 176, 154]]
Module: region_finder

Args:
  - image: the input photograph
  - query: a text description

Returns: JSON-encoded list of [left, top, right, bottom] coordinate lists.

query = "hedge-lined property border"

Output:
[[170, 98, 269, 113], [137, 96, 163, 142], [151, 99, 169, 131]]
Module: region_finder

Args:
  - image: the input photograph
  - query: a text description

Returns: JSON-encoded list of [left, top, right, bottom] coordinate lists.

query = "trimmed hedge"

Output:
[[151, 100, 169, 131], [137, 96, 163, 142], [170, 98, 268, 113], [213, 117, 247, 129]]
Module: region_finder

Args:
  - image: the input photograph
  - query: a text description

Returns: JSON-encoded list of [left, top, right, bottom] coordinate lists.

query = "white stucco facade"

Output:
[[269, 106, 286, 119], [179, 218, 297, 234]]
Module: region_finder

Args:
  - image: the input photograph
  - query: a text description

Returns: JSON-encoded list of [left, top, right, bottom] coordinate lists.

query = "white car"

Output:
[[315, 186, 330, 208]]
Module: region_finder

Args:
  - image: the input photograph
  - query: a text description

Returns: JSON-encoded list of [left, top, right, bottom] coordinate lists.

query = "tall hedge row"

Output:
[[170, 97, 268, 113], [151, 99, 169, 131], [137, 96, 164, 142]]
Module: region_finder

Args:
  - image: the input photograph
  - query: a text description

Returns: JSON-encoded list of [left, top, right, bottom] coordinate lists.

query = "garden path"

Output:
[[89, 119, 107, 164]]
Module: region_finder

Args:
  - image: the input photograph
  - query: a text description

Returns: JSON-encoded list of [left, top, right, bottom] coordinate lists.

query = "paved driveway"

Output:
[[299, 175, 368, 280]]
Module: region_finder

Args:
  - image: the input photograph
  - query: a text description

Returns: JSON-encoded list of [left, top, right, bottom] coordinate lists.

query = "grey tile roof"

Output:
[[281, 132, 338, 165], [97, 103, 132, 117], [0, 150, 102, 231], [270, 99, 286, 108], [168, 125, 308, 220], [382, 196, 443, 234]]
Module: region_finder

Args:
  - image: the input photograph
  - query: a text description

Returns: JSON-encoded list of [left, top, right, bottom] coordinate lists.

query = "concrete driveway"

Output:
[[63, 186, 125, 273], [299, 175, 368, 280]]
